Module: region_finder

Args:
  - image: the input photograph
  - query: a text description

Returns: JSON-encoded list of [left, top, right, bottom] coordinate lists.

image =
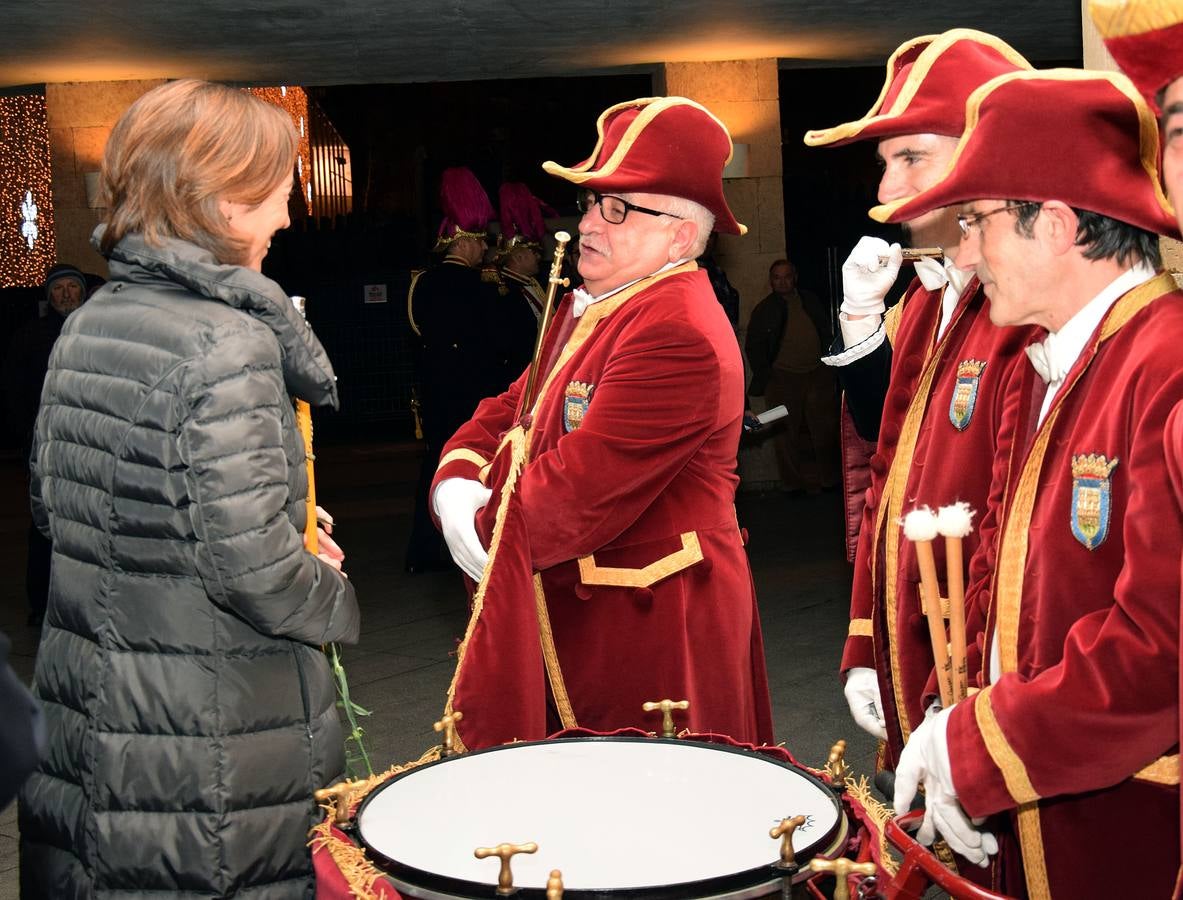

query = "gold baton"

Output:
[[518, 231, 571, 428]]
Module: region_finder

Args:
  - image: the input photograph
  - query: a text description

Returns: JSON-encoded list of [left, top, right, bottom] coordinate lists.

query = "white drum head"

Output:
[[356, 737, 844, 898]]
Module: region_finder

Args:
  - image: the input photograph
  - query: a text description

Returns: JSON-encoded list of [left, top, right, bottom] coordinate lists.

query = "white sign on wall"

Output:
[[364, 284, 388, 304]]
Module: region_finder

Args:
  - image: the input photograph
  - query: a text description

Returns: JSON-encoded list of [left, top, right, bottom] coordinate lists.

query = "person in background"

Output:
[[3, 263, 90, 627], [488, 181, 555, 376], [745, 257, 838, 493], [404, 166, 503, 574], [19, 79, 359, 897]]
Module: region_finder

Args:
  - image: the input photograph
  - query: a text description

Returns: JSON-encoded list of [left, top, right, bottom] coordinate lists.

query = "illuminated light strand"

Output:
[[0, 93, 56, 287], [246, 86, 312, 213]]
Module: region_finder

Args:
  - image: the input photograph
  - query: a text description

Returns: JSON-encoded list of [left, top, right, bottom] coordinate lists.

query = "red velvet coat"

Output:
[[949, 274, 1182, 899], [842, 276, 1031, 768], [433, 263, 774, 745]]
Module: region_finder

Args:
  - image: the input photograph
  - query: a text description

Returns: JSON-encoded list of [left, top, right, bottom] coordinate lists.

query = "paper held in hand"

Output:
[[756, 405, 788, 425]]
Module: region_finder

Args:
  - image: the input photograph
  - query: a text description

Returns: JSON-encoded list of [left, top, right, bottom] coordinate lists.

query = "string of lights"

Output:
[[0, 93, 55, 288], [247, 86, 313, 214]]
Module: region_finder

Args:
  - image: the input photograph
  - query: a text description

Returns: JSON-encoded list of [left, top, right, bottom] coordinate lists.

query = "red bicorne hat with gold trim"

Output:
[[804, 29, 1031, 147], [435, 166, 495, 250], [542, 96, 746, 235], [1090, 0, 1183, 114], [868, 69, 1180, 240]]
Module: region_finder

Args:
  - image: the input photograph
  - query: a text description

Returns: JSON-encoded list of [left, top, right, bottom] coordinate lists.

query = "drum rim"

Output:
[[354, 734, 846, 899]]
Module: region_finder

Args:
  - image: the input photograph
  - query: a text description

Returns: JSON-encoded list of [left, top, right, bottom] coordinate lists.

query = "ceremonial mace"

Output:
[[517, 232, 571, 429]]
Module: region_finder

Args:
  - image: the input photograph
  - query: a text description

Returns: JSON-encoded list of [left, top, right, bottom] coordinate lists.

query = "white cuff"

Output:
[[822, 317, 886, 367]]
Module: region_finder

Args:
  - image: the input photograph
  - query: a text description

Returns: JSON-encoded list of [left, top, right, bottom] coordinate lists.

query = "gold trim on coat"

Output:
[[577, 532, 703, 588]]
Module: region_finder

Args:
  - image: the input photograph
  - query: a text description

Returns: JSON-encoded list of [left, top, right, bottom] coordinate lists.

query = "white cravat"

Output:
[[914, 256, 971, 342], [571, 258, 691, 318]]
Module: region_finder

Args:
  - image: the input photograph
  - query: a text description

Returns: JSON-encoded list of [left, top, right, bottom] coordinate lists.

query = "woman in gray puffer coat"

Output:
[[19, 80, 360, 899]]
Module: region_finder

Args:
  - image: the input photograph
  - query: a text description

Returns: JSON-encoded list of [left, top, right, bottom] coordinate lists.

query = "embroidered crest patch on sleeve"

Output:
[[949, 359, 987, 432], [563, 381, 594, 432], [1070, 453, 1118, 550]]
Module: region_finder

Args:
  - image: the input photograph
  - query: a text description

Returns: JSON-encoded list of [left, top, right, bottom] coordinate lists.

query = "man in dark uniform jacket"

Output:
[[405, 168, 504, 572], [745, 258, 837, 491]]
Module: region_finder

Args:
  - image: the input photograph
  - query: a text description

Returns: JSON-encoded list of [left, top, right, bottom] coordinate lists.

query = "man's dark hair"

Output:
[[769, 258, 794, 275], [1011, 200, 1161, 269]]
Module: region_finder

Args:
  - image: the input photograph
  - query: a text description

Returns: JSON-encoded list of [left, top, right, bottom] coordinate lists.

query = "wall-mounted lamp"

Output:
[[84, 171, 104, 209], [722, 143, 750, 179]]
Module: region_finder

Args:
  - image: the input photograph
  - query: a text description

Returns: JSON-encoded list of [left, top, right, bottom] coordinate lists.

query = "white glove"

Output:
[[893, 707, 998, 867], [843, 666, 888, 740], [841, 236, 902, 318], [433, 477, 492, 582]]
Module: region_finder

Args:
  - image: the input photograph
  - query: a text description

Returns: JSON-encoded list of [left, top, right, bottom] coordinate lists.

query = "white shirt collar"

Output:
[[571, 258, 691, 318], [1031, 262, 1156, 424]]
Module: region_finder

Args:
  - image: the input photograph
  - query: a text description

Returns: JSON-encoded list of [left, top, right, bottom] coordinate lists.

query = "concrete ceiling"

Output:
[[1, 1, 1083, 89]]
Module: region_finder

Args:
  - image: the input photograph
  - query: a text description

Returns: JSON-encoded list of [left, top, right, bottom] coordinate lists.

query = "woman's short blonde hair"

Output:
[[100, 79, 297, 266]]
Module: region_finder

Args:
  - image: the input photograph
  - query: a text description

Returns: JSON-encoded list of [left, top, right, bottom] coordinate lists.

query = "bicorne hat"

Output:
[[804, 29, 1031, 147], [542, 96, 746, 235], [1090, 0, 1183, 114], [868, 69, 1180, 240]]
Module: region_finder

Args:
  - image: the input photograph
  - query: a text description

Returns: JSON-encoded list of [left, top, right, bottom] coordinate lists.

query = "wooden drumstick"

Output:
[[936, 503, 976, 703], [808, 858, 878, 900], [902, 507, 953, 708], [642, 699, 690, 738], [473, 841, 538, 896], [769, 815, 807, 871]]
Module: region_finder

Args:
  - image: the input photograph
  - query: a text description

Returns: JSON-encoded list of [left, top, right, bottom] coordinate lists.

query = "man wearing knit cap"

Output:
[[405, 167, 504, 573], [3, 263, 89, 626], [805, 30, 1035, 799], [878, 69, 1183, 898], [431, 97, 774, 747]]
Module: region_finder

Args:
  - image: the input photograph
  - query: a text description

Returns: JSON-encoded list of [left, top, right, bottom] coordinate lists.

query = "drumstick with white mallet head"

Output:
[[902, 506, 953, 708], [935, 503, 976, 703]]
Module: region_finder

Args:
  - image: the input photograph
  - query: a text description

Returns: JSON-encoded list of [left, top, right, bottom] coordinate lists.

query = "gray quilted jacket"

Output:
[[19, 229, 360, 898]]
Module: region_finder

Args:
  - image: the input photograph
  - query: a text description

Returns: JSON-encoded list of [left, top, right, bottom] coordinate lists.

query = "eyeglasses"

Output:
[[956, 203, 1032, 237], [576, 189, 684, 225]]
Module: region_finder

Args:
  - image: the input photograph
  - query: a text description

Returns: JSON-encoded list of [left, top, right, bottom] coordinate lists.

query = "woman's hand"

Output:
[[307, 507, 347, 576]]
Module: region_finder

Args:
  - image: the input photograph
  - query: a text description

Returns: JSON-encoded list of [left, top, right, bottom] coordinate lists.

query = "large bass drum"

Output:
[[353, 735, 847, 899]]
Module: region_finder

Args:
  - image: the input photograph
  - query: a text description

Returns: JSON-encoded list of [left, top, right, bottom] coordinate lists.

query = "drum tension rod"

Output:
[[434, 710, 464, 757], [824, 739, 851, 789], [769, 815, 807, 873], [641, 698, 690, 738], [314, 780, 364, 826], [546, 869, 564, 899], [474, 842, 538, 896], [808, 858, 877, 900]]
